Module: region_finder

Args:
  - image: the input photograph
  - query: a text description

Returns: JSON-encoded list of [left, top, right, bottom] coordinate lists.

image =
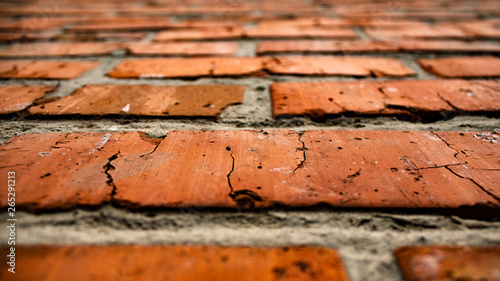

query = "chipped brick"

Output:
[[419, 56, 500, 78], [2, 130, 497, 212], [0, 85, 55, 114], [0, 42, 120, 57], [0, 132, 158, 211], [125, 42, 239, 56], [108, 57, 413, 78], [28, 84, 245, 117], [0, 245, 349, 281], [270, 80, 500, 120], [0, 60, 99, 79], [395, 246, 500, 281]]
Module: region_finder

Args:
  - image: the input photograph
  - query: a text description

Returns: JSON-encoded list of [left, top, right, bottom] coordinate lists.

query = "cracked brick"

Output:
[[395, 246, 500, 281], [270, 79, 500, 120], [0, 245, 349, 281], [0, 60, 100, 79], [419, 56, 500, 78], [28, 84, 245, 117], [0, 85, 55, 114], [2, 130, 498, 213]]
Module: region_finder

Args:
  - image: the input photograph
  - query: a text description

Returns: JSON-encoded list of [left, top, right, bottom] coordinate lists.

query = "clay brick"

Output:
[[258, 40, 399, 54], [457, 21, 500, 39], [0, 132, 159, 210], [29, 84, 245, 117], [0, 42, 120, 57], [257, 40, 500, 54], [1, 130, 498, 212], [271, 80, 500, 119], [257, 17, 350, 28], [154, 26, 356, 41], [108, 57, 263, 78], [1, 18, 76, 31], [419, 56, 500, 78], [0, 245, 349, 281], [395, 246, 500, 281], [0, 85, 55, 114], [264, 56, 415, 77], [58, 31, 146, 42], [0, 31, 59, 42], [108, 57, 414, 78], [0, 60, 100, 79], [125, 42, 239, 56], [69, 18, 173, 31], [365, 25, 471, 39], [154, 26, 245, 41]]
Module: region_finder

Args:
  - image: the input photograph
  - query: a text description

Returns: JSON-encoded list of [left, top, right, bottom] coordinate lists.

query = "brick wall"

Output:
[[0, 0, 499, 280]]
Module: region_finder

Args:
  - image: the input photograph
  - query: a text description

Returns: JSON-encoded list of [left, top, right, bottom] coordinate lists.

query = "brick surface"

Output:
[[365, 25, 471, 39], [457, 21, 500, 39], [0, 60, 100, 79], [1, 130, 498, 212], [0, 245, 348, 281], [395, 246, 500, 281], [270, 80, 500, 119], [419, 56, 500, 78], [69, 18, 173, 31], [0, 42, 120, 57], [1, 18, 76, 31], [0, 85, 55, 114], [154, 26, 245, 41], [125, 42, 239, 56], [258, 40, 500, 54], [108, 57, 414, 78], [29, 84, 245, 117]]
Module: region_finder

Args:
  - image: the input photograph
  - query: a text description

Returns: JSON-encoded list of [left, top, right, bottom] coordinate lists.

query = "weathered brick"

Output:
[[0, 60, 100, 79], [0, 85, 55, 114], [1, 18, 76, 31], [263, 56, 414, 77], [365, 25, 471, 39], [0, 42, 120, 57], [0, 245, 349, 281], [2, 130, 498, 212], [457, 21, 500, 39], [270, 80, 500, 119], [419, 56, 500, 78], [69, 18, 173, 31], [125, 42, 239, 56], [395, 246, 500, 281], [258, 40, 500, 54], [29, 84, 245, 117], [154, 26, 245, 41], [108, 57, 414, 78]]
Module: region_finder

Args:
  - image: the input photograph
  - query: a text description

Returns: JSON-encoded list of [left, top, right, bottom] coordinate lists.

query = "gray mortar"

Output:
[[1, 32, 500, 281]]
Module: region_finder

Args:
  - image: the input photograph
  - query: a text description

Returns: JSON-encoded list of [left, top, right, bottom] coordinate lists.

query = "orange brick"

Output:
[[419, 56, 500, 78], [270, 80, 500, 119], [365, 25, 471, 39], [154, 26, 245, 41], [29, 84, 245, 117], [395, 246, 500, 281], [264, 56, 414, 77], [125, 42, 239, 56], [2, 130, 498, 212], [0, 60, 99, 79], [0, 85, 55, 114], [0, 245, 349, 281], [70, 18, 173, 31], [1, 18, 76, 31], [457, 21, 500, 39], [109, 57, 413, 78], [0, 42, 120, 57]]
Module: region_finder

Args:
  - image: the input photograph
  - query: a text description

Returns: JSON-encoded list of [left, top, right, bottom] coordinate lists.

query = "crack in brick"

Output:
[[432, 132, 465, 159], [437, 92, 463, 114], [445, 166, 500, 203], [226, 147, 262, 210], [103, 151, 120, 198], [292, 131, 307, 175], [139, 135, 166, 158]]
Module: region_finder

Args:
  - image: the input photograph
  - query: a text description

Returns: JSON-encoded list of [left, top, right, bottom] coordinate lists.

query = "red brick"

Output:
[[419, 56, 500, 78], [257, 17, 350, 28], [0, 60, 100, 79], [125, 42, 239, 56], [271, 80, 500, 119], [457, 21, 500, 39], [1, 130, 499, 212], [154, 26, 356, 41], [58, 31, 146, 42], [0, 6, 108, 17], [0, 245, 348, 281], [70, 18, 173, 31], [0, 85, 55, 114], [108, 57, 414, 78], [108, 57, 264, 78], [0, 31, 59, 42], [257, 40, 500, 54], [0, 132, 159, 210], [0, 42, 120, 57], [1, 18, 77, 31], [395, 246, 500, 281], [365, 25, 471, 39], [28, 84, 245, 117], [264, 56, 414, 77]]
